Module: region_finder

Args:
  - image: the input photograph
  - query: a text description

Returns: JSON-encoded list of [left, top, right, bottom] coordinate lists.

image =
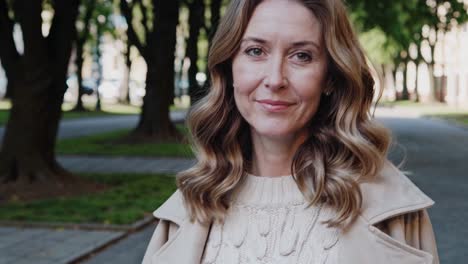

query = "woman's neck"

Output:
[[250, 129, 307, 177]]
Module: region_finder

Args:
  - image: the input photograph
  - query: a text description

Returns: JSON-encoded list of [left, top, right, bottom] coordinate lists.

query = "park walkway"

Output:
[[0, 107, 467, 263], [0, 110, 186, 141]]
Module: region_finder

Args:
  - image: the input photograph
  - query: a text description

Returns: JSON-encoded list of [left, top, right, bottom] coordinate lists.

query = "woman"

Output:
[[142, 0, 439, 263]]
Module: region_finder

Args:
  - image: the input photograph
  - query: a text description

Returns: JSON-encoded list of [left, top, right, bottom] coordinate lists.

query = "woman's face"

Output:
[[232, 0, 328, 140]]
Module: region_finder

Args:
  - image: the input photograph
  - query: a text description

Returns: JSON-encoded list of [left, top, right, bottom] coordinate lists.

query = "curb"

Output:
[[0, 216, 156, 264], [70, 218, 157, 264]]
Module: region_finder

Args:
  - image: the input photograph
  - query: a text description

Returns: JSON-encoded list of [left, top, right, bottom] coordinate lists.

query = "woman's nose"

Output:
[[263, 56, 288, 90]]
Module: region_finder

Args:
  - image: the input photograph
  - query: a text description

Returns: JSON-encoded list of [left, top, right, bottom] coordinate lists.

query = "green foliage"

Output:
[[0, 173, 177, 225], [359, 28, 399, 65], [197, 29, 208, 72], [348, 0, 468, 65]]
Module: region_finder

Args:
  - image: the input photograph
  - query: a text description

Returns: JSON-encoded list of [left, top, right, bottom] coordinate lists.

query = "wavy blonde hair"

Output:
[[177, 0, 391, 227]]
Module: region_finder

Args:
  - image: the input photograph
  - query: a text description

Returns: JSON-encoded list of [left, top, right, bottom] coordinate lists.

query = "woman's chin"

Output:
[[251, 127, 298, 139]]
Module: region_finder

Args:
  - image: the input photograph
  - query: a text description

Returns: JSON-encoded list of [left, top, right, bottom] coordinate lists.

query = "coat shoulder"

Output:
[[153, 189, 188, 225], [359, 160, 435, 225]]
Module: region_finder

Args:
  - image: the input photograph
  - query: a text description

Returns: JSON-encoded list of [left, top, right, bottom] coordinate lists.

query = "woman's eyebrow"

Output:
[[240, 37, 320, 50], [240, 36, 267, 44], [290, 41, 320, 50]]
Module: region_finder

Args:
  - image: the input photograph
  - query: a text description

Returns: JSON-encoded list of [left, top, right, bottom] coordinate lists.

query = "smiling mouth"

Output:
[[256, 99, 295, 111]]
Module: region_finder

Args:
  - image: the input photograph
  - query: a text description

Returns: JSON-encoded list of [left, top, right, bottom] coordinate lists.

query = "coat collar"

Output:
[[153, 189, 187, 226], [359, 160, 434, 225], [154, 160, 434, 226]]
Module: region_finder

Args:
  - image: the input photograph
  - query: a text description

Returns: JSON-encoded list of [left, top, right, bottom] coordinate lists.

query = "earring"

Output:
[[324, 90, 331, 96]]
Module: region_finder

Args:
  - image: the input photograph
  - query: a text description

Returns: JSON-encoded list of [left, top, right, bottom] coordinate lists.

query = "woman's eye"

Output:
[[245, 47, 264, 57], [294, 52, 312, 62]]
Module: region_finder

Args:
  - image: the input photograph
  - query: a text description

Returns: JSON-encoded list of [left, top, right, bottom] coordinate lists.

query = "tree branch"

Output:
[[47, 0, 80, 86], [0, 0, 20, 97], [120, 0, 146, 57], [13, 0, 47, 69], [136, 0, 149, 43], [0, 0, 20, 67]]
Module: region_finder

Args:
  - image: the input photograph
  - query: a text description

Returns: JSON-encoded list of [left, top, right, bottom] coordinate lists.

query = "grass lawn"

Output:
[[56, 127, 193, 158], [0, 173, 177, 225], [426, 113, 468, 126], [378, 100, 468, 127]]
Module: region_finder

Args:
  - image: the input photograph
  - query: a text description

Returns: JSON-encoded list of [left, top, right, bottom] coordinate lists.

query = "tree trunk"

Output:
[[72, 0, 95, 112], [133, 0, 180, 141], [119, 43, 132, 104], [208, 0, 222, 43], [202, 0, 223, 97], [401, 59, 409, 100], [413, 53, 423, 103], [73, 42, 86, 111], [95, 33, 102, 112], [391, 68, 398, 100], [187, 0, 204, 105], [0, 0, 80, 188]]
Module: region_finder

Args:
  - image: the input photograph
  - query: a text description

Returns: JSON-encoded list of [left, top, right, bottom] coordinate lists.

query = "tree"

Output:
[[186, 0, 205, 104], [348, 0, 468, 101], [120, 0, 181, 141], [207, 0, 222, 44], [199, 0, 223, 101], [419, 0, 468, 102], [73, 0, 117, 111], [119, 34, 132, 104], [0, 0, 80, 187], [73, 0, 97, 111]]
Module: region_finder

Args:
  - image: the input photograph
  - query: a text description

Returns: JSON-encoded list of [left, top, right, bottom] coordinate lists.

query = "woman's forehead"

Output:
[[242, 0, 322, 46]]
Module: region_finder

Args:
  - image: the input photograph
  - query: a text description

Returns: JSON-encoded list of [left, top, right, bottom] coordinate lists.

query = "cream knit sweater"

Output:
[[201, 174, 340, 264]]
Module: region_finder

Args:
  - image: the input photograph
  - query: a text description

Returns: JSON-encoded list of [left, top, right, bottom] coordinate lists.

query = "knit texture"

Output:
[[201, 174, 340, 264]]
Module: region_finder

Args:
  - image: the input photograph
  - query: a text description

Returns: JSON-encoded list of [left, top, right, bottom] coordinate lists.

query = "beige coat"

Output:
[[142, 161, 439, 264]]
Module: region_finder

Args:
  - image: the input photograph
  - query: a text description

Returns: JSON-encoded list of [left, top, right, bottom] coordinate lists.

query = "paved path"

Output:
[[57, 155, 195, 174], [0, 226, 123, 264], [82, 224, 155, 264], [0, 110, 186, 140]]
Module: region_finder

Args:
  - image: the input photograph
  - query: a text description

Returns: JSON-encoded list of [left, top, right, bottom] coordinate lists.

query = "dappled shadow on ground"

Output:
[[0, 175, 107, 205]]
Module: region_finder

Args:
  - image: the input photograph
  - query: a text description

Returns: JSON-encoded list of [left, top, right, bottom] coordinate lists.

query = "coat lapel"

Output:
[[359, 160, 434, 225], [151, 190, 210, 264]]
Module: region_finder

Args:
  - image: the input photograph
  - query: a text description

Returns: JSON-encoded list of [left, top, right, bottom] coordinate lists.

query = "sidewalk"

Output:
[[0, 110, 187, 141], [57, 155, 195, 174], [0, 226, 124, 264]]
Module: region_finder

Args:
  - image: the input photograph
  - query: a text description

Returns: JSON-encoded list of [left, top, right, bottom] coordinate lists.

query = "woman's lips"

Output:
[[256, 99, 295, 112]]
